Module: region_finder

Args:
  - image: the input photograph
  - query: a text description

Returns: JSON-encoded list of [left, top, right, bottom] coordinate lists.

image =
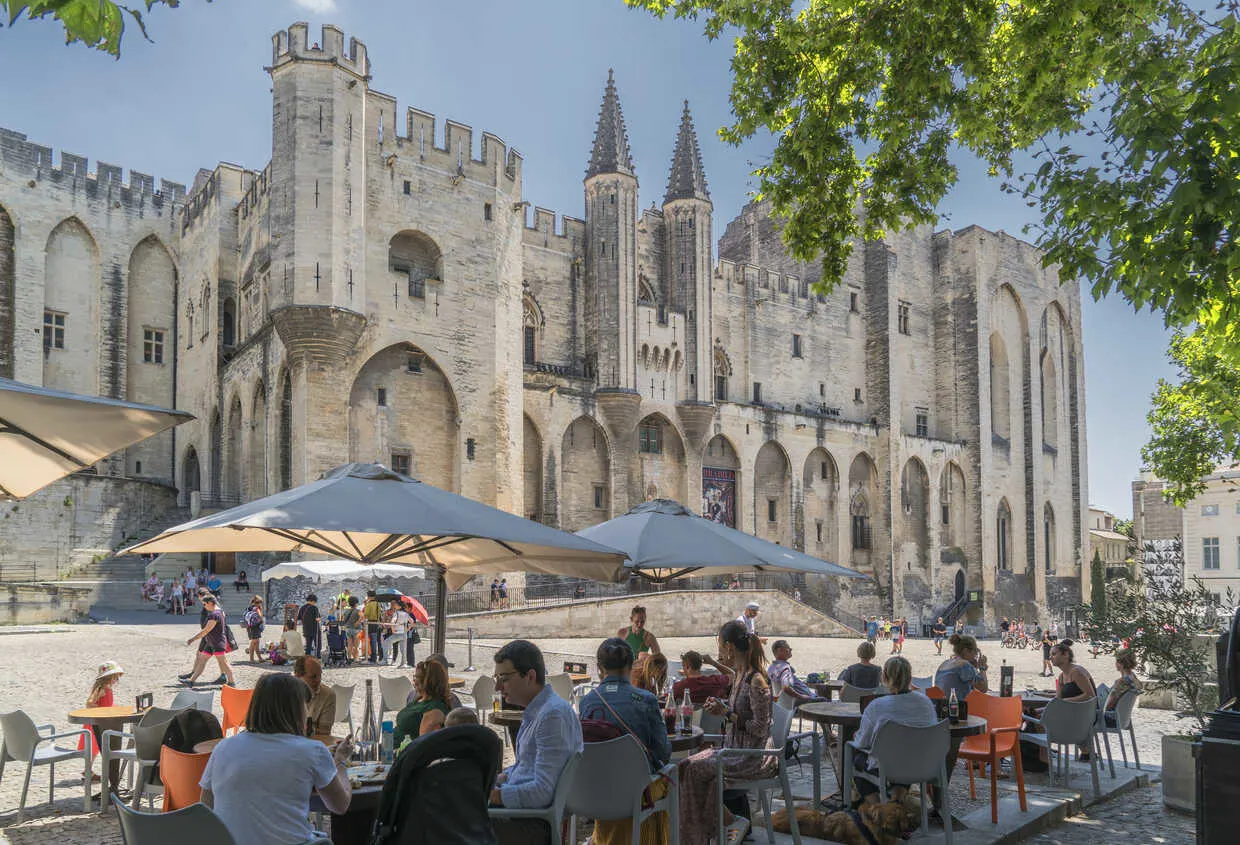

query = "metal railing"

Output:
[[0, 562, 38, 582]]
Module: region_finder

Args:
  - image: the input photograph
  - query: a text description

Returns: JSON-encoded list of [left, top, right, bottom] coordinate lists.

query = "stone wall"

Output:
[[448, 589, 854, 639], [0, 583, 94, 625], [0, 475, 179, 580]]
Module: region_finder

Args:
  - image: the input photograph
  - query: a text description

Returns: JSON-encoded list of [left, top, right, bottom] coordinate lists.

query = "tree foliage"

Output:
[[627, 0, 1240, 334], [0, 0, 194, 56], [1143, 327, 1240, 503], [1090, 550, 1108, 622]]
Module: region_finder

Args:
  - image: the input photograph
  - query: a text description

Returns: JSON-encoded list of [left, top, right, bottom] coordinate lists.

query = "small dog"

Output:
[[770, 801, 911, 845]]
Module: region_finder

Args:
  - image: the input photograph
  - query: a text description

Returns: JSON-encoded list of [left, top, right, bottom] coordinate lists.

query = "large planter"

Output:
[[1162, 734, 1197, 811]]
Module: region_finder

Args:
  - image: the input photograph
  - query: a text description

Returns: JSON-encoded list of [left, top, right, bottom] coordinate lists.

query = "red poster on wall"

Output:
[[702, 468, 736, 528]]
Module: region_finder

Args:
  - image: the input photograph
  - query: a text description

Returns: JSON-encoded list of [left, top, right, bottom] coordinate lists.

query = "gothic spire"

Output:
[[664, 100, 710, 203], [586, 69, 635, 179]]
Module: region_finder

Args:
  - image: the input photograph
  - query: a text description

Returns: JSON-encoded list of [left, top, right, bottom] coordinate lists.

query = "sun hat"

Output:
[[95, 661, 124, 681], [746, 601, 760, 610]]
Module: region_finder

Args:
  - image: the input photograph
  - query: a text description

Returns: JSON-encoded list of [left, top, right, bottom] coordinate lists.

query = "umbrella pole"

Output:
[[433, 567, 448, 655]]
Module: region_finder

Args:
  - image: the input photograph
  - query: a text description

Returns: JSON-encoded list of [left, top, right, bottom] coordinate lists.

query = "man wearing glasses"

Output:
[[489, 640, 582, 844]]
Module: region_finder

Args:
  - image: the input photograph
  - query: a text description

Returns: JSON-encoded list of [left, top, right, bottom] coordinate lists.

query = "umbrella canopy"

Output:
[[577, 498, 870, 583], [0, 377, 193, 499], [260, 559, 425, 583], [372, 588, 431, 624], [123, 463, 629, 651]]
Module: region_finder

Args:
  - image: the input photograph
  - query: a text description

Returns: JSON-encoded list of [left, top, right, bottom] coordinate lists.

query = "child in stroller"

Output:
[[324, 616, 351, 667]]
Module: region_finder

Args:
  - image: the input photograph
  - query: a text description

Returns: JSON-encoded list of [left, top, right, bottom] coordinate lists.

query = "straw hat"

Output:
[[95, 661, 124, 681]]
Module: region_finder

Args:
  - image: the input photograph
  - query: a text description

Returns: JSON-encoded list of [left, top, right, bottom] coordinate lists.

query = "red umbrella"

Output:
[[400, 595, 430, 625]]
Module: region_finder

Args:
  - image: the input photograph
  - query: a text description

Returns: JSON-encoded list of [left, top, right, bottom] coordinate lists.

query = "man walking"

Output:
[[866, 616, 880, 644], [932, 617, 948, 655], [298, 594, 322, 658]]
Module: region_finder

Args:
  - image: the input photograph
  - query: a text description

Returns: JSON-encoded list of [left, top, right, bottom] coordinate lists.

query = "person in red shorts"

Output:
[[672, 650, 732, 705]]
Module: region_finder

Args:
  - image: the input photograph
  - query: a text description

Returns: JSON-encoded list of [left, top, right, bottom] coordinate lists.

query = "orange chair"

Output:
[[158, 746, 211, 812], [966, 689, 991, 720], [958, 695, 1028, 823], [924, 686, 946, 700], [220, 685, 254, 735]]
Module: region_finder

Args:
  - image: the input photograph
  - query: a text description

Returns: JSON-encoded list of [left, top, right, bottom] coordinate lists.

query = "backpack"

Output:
[[372, 725, 501, 845], [243, 607, 264, 631]]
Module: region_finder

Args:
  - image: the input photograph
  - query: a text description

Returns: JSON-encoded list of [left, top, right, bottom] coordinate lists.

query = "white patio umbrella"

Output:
[[0, 377, 193, 499], [259, 559, 425, 583], [123, 463, 629, 652], [577, 498, 870, 582]]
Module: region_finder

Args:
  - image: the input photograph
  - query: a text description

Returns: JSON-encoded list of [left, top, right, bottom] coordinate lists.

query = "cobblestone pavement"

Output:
[[1025, 784, 1195, 844], [0, 617, 1191, 843]]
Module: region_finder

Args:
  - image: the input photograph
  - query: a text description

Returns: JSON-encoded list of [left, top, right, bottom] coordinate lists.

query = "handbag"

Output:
[[410, 628, 422, 644]]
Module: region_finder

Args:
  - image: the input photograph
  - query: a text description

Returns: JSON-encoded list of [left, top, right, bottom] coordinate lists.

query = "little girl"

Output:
[[80, 661, 124, 768]]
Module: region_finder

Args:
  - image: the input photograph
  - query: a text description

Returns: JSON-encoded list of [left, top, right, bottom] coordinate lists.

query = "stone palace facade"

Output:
[[0, 23, 1088, 625]]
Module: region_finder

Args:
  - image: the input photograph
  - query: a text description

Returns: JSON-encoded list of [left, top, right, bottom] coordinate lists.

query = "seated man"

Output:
[[672, 650, 732, 705], [489, 640, 583, 845], [293, 655, 337, 736], [207, 573, 223, 596], [767, 640, 823, 703]]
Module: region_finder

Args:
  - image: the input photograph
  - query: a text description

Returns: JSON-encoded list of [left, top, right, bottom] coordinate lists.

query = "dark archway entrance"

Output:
[[955, 569, 966, 601]]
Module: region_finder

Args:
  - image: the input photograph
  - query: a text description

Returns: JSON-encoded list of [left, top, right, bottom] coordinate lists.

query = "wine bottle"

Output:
[[359, 679, 379, 762], [948, 688, 960, 723], [679, 689, 693, 734]]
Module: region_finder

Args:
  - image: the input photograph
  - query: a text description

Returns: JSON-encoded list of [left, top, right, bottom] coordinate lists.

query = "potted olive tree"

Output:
[[1083, 571, 1224, 811]]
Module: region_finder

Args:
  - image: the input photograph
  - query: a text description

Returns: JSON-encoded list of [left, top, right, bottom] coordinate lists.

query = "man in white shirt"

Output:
[[737, 601, 765, 643]]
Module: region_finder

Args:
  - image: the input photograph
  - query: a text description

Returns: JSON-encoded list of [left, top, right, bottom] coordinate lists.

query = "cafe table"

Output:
[[489, 708, 525, 745], [67, 705, 143, 811], [310, 783, 383, 845], [798, 701, 986, 808], [669, 726, 704, 753], [448, 676, 467, 690], [807, 679, 846, 700]]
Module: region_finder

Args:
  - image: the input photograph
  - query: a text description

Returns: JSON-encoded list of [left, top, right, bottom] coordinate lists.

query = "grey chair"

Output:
[[911, 676, 934, 691], [1094, 684, 1141, 776], [115, 798, 237, 845], [101, 705, 191, 810], [844, 719, 954, 844], [716, 702, 803, 845], [169, 689, 215, 714], [489, 752, 582, 845], [0, 709, 92, 820], [330, 683, 356, 737], [547, 673, 575, 703], [566, 735, 679, 845], [1023, 697, 1102, 799], [840, 684, 879, 703]]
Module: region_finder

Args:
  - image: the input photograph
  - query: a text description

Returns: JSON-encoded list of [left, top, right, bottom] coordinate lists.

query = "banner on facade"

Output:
[[702, 468, 736, 527]]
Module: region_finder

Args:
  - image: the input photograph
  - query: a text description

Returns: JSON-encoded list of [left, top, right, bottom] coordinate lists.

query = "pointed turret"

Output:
[[664, 101, 710, 203], [586, 70, 635, 179]]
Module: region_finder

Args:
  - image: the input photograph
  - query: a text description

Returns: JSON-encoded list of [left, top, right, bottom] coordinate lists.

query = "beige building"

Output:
[[0, 23, 1089, 625], [1087, 506, 1131, 598]]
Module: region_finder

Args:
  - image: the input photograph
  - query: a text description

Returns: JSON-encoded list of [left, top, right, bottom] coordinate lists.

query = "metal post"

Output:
[[465, 627, 475, 671]]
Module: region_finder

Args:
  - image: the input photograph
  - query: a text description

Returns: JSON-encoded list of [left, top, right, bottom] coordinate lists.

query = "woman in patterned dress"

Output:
[[678, 619, 774, 845]]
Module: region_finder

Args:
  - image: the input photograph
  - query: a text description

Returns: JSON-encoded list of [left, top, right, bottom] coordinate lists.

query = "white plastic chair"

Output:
[[101, 705, 189, 810], [115, 798, 237, 844], [489, 751, 582, 845], [282, 628, 306, 659], [0, 709, 92, 820], [715, 702, 803, 845], [331, 683, 356, 736], [463, 675, 497, 719], [840, 684, 879, 703], [844, 718, 954, 844], [566, 736, 679, 845], [1094, 685, 1141, 776], [378, 675, 414, 721], [911, 676, 934, 691], [547, 673, 574, 702], [169, 689, 215, 714], [1022, 696, 1102, 799]]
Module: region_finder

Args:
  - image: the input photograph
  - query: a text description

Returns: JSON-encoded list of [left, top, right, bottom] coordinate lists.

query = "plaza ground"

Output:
[[0, 614, 1194, 843]]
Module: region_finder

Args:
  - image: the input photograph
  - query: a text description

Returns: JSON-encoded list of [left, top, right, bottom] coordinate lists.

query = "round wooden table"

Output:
[[807, 679, 845, 700], [489, 709, 525, 745], [567, 672, 592, 685], [448, 676, 467, 690], [310, 783, 383, 845], [68, 706, 143, 811], [669, 726, 704, 753]]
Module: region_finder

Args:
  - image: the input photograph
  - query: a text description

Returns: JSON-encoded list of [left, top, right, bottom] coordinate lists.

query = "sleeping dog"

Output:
[[770, 801, 913, 845]]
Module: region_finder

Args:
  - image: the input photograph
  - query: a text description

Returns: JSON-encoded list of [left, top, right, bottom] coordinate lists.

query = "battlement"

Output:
[[522, 206, 585, 248], [715, 258, 814, 302], [0, 127, 186, 208], [271, 22, 369, 78], [238, 162, 273, 221], [181, 162, 250, 234], [367, 90, 522, 186]]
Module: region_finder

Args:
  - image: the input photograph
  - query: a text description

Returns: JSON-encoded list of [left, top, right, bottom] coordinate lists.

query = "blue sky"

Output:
[[0, 0, 1175, 517]]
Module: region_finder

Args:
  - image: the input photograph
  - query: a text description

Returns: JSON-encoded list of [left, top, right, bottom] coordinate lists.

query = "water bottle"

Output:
[[380, 720, 394, 763], [679, 689, 693, 734], [359, 679, 379, 762], [948, 688, 960, 723]]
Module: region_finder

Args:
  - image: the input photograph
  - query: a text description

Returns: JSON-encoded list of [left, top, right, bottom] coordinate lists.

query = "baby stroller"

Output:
[[324, 617, 350, 667]]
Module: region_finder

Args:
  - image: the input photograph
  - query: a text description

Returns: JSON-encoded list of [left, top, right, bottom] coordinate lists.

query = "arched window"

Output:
[[522, 293, 542, 366], [1041, 352, 1058, 448], [997, 499, 1012, 571], [637, 276, 656, 305], [389, 231, 443, 299], [222, 297, 236, 347], [1044, 502, 1056, 573]]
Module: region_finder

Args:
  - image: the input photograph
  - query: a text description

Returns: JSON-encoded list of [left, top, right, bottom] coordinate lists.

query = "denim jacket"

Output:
[[578, 675, 671, 769]]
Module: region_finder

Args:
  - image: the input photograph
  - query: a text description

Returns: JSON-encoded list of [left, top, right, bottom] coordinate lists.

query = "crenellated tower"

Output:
[[267, 23, 369, 362], [662, 101, 713, 403], [584, 70, 639, 390]]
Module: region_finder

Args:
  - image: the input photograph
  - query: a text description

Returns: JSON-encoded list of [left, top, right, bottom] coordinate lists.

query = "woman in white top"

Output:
[[850, 655, 938, 806], [200, 673, 354, 845], [382, 602, 412, 666]]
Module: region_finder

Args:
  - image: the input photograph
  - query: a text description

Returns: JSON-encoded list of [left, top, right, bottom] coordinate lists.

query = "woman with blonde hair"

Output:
[[632, 651, 669, 695], [851, 656, 937, 805], [393, 659, 451, 748], [678, 619, 772, 845]]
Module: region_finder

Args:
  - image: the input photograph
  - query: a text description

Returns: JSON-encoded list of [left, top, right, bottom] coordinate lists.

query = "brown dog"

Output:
[[770, 801, 911, 845]]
